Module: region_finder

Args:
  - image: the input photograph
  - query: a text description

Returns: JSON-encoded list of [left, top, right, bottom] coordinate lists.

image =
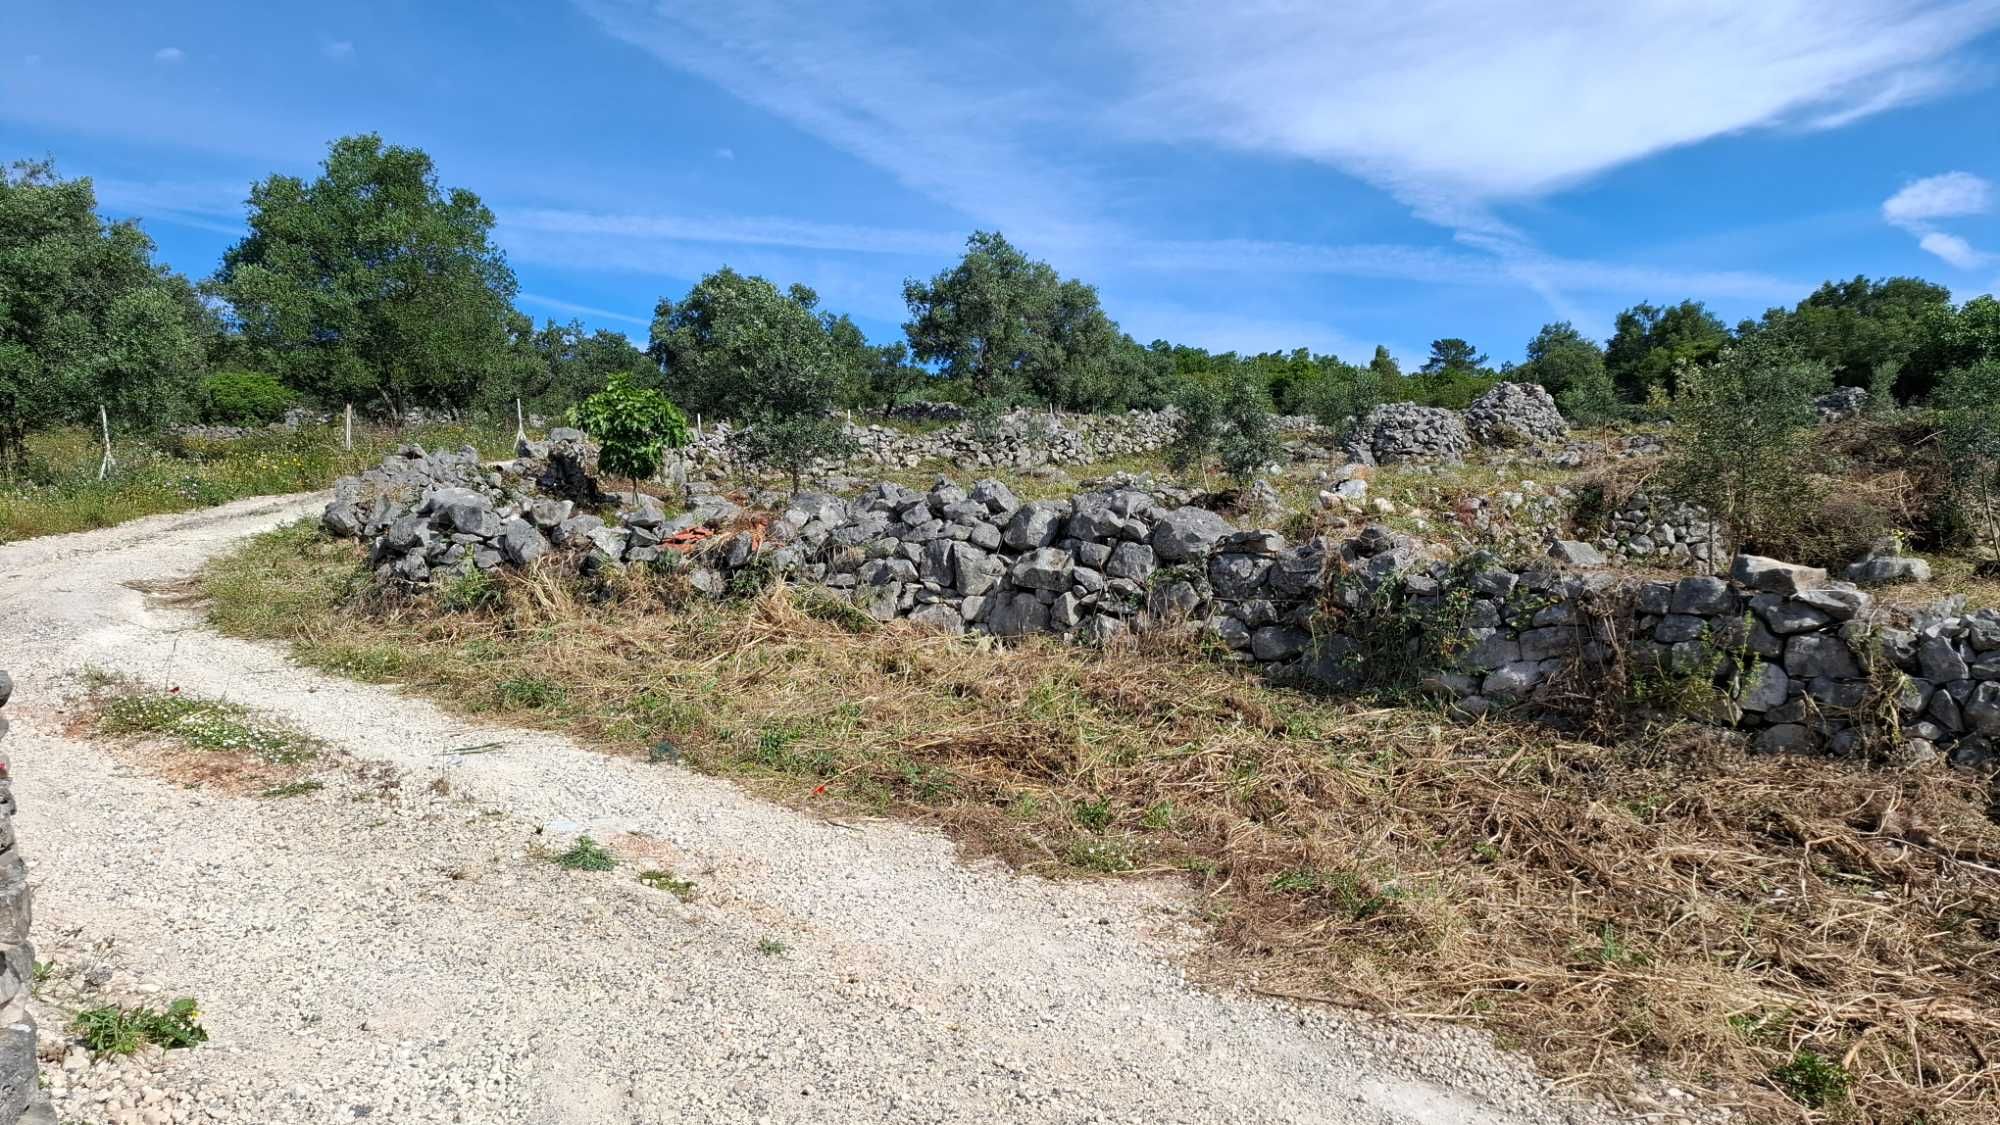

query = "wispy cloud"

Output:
[[322, 40, 355, 62], [573, 0, 1996, 320], [1884, 170, 1995, 268], [518, 293, 649, 326], [153, 47, 184, 65]]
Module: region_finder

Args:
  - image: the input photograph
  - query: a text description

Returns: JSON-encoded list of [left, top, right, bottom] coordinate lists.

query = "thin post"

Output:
[[96, 405, 115, 481], [343, 403, 353, 451], [514, 397, 527, 448]]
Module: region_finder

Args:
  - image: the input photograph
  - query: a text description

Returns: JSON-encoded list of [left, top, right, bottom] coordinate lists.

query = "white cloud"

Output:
[[573, 0, 1996, 319], [518, 293, 649, 326], [1883, 170, 1995, 225], [1918, 231, 1992, 269], [1884, 171, 1995, 268], [322, 41, 355, 62], [714, 147, 735, 161], [153, 47, 184, 65]]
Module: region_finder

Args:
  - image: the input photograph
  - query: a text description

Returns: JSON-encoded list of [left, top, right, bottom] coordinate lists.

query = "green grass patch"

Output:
[[637, 870, 698, 900], [552, 835, 616, 871], [97, 690, 320, 765], [72, 998, 207, 1056]]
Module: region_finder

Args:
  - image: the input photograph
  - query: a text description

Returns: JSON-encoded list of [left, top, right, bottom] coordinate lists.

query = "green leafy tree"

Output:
[[0, 160, 208, 468], [1411, 338, 1494, 408], [1299, 360, 1385, 438], [1662, 337, 1831, 552], [825, 312, 921, 411], [568, 372, 690, 500], [902, 231, 1132, 410], [1907, 294, 2000, 403], [649, 269, 858, 492], [502, 316, 648, 417], [1604, 300, 1729, 401], [1937, 359, 2000, 559], [1744, 275, 1953, 400], [1520, 322, 1616, 422], [1168, 368, 1279, 486], [213, 134, 519, 415]]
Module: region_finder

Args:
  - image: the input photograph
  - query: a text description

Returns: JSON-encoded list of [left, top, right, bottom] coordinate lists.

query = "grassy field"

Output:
[[0, 421, 517, 544], [201, 520, 2000, 1124]]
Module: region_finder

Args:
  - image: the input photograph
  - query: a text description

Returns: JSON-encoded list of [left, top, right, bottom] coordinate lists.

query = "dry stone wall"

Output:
[[325, 446, 2000, 767], [0, 669, 55, 1124]]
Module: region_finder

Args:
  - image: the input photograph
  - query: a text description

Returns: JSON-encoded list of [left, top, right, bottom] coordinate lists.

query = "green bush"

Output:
[[568, 372, 689, 496], [1662, 339, 1831, 555], [1938, 359, 2000, 558], [200, 370, 295, 425], [73, 998, 207, 1056]]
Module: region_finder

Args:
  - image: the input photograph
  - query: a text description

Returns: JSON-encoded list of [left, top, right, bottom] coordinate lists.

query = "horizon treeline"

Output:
[[6, 133, 2000, 466]]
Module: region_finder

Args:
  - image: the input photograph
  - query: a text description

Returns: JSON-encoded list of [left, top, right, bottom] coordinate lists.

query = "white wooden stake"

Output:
[[343, 403, 353, 451], [97, 405, 115, 480], [514, 397, 527, 448]]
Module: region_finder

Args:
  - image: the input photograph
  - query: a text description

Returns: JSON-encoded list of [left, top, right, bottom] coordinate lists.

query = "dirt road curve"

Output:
[[0, 496, 1617, 1125]]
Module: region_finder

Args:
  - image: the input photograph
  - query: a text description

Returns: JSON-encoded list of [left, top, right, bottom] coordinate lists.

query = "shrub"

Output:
[[568, 372, 690, 498], [1662, 338, 1831, 555], [1937, 359, 2000, 559], [200, 370, 295, 425], [553, 835, 616, 871], [1167, 369, 1279, 486]]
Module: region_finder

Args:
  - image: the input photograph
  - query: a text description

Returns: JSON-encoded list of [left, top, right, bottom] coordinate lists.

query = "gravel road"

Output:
[[0, 495, 1638, 1125]]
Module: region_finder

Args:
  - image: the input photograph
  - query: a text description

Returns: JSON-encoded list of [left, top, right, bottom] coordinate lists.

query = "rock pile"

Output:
[[882, 401, 966, 423], [1348, 403, 1472, 464], [1594, 491, 1727, 572], [1814, 386, 1870, 422], [1463, 382, 1568, 446], [0, 669, 56, 1124]]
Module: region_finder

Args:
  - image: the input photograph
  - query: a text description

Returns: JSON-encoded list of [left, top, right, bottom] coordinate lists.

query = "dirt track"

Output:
[[0, 495, 1619, 1125]]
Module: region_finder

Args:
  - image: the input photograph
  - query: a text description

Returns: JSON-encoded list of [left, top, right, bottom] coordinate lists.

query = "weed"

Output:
[[256, 779, 324, 799], [72, 998, 207, 1056], [1769, 1049, 1851, 1110], [1073, 795, 1115, 832], [497, 675, 567, 711], [97, 689, 320, 765], [1062, 837, 1135, 873], [755, 937, 788, 956], [436, 562, 502, 612], [637, 870, 697, 900], [552, 836, 616, 872], [1140, 800, 1176, 830]]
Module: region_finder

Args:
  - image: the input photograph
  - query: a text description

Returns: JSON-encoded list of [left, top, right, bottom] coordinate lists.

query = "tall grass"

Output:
[[0, 421, 517, 543]]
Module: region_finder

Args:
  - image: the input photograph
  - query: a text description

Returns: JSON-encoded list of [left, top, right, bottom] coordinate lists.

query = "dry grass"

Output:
[[202, 522, 2000, 1123]]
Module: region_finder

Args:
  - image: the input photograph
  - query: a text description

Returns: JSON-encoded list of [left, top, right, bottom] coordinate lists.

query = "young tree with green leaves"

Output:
[[0, 160, 208, 468], [1662, 337, 1831, 553], [1605, 300, 1729, 402], [1168, 368, 1280, 486], [568, 372, 690, 502], [212, 134, 519, 415]]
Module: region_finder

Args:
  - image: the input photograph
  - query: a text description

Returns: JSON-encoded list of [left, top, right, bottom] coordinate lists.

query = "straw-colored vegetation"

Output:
[[202, 521, 2000, 1123]]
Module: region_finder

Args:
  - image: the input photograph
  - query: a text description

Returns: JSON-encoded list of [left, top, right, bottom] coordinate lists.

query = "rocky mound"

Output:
[[1463, 382, 1567, 446], [1348, 403, 1472, 464]]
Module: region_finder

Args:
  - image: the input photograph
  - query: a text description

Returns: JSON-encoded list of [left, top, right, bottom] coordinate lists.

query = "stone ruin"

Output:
[[0, 668, 55, 1123], [1343, 382, 1570, 465]]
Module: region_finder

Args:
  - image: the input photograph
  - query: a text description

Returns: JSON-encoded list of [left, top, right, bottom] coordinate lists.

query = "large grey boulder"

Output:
[[1149, 507, 1234, 563], [1001, 502, 1065, 550], [497, 518, 550, 566], [1010, 548, 1075, 591], [1730, 555, 1825, 595]]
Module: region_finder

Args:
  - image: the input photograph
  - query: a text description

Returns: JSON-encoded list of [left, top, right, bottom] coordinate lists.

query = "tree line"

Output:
[[6, 133, 2000, 471]]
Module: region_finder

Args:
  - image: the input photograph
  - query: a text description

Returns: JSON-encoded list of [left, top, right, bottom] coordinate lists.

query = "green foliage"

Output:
[[755, 937, 789, 956], [553, 836, 617, 871], [0, 160, 209, 466], [1768, 1049, 1851, 1110], [1662, 337, 1831, 553], [647, 269, 857, 491], [569, 372, 690, 490], [1605, 299, 1730, 402], [1299, 359, 1386, 436], [213, 134, 519, 413], [1167, 367, 1279, 485], [1911, 294, 2000, 403], [1747, 275, 1956, 400], [200, 369, 294, 424], [503, 316, 649, 417], [73, 998, 207, 1056], [1937, 359, 2000, 557], [902, 231, 1138, 410], [1519, 322, 1616, 422]]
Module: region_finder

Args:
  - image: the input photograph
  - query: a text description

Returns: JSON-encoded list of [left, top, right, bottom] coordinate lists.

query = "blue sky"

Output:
[[5, 1, 2000, 366]]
